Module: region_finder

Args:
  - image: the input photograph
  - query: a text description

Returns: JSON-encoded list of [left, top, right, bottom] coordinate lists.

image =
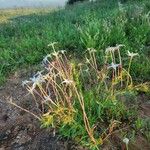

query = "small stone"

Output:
[[6, 130, 11, 135], [0, 132, 8, 141]]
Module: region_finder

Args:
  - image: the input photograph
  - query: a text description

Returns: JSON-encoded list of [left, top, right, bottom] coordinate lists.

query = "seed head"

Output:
[[127, 51, 139, 58], [123, 138, 129, 145], [62, 79, 73, 85]]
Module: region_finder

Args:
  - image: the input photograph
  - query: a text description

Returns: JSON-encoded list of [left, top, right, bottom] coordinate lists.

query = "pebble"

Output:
[[0, 130, 11, 141]]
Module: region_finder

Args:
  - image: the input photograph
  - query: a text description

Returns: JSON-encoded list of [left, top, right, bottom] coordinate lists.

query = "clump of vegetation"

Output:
[[10, 42, 150, 149]]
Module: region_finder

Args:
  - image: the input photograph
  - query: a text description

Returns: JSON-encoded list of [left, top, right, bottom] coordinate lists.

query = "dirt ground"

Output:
[[0, 70, 150, 150]]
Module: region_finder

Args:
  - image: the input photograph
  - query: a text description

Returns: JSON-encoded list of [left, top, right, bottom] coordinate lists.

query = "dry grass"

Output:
[[0, 7, 54, 23]]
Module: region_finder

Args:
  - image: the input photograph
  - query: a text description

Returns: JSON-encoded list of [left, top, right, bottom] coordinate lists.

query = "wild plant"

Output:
[[10, 43, 147, 149]]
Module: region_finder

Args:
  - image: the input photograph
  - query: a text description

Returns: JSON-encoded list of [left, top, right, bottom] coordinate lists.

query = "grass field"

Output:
[[0, 0, 150, 84], [0, 1, 150, 149]]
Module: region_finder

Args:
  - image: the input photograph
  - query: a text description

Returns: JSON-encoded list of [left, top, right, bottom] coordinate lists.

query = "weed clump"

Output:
[[10, 43, 149, 149]]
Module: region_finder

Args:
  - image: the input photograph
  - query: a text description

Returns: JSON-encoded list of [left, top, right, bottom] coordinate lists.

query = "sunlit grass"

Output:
[[0, 7, 54, 23]]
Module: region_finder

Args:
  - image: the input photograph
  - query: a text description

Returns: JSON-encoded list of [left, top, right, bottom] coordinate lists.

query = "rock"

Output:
[[0, 130, 10, 141]]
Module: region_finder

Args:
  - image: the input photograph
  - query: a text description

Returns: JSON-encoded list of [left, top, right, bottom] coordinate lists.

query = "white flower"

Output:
[[44, 96, 51, 102], [127, 51, 139, 58], [43, 54, 51, 64], [59, 50, 66, 54], [105, 45, 124, 54], [30, 71, 45, 86], [105, 46, 117, 53], [22, 80, 30, 87], [61, 79, 73, 85], [123, 138, 129, 145], [108, 62, 120, 70]]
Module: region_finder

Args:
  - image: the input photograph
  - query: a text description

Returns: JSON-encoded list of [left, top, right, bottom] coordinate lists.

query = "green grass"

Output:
[[0, 0, 150, 85]]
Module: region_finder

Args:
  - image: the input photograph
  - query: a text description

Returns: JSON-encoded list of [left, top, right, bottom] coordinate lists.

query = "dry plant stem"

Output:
[[38, 85, 49, 112], [26, 86, 39, 109], [56, 56, 67, 78], [59, 55, 69, 77], [31, 81, 58, 108], [73, 84, 96, 144], [52, 79, 68, 99], [45, 82, 55, 102], [51, 78, 72, 108], [105, 55, 109, 64], [112, 51, 116, 64], [45, 93, 58, 107], [92, 52, 98, 70], [86, 54, 98, 74], [89, 52, 95, 69], [118, 49, 122, 65], [9, 99, 41, 120], [52, 72, 60, 103], [33, 88, 48, 102], [48, 62, 65, 79], [51, 82, 64, 106], [51, 83, 66, 106], [89, 62, 98, 72], [118, 49, 123, 87], [110, 52, 114, 63], [126, 57, 132, 88], [61, 53, 69, 65], [110, 74, 115, 97], [102, 121, 120, 143]]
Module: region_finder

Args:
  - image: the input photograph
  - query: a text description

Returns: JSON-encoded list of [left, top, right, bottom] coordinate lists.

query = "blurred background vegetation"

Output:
[[0, 0, 150, 84]]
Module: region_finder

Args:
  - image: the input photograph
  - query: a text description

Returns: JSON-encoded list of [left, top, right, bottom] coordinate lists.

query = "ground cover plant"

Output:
[[10, 42, 150, 149], [0, 0, 150, 84]]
